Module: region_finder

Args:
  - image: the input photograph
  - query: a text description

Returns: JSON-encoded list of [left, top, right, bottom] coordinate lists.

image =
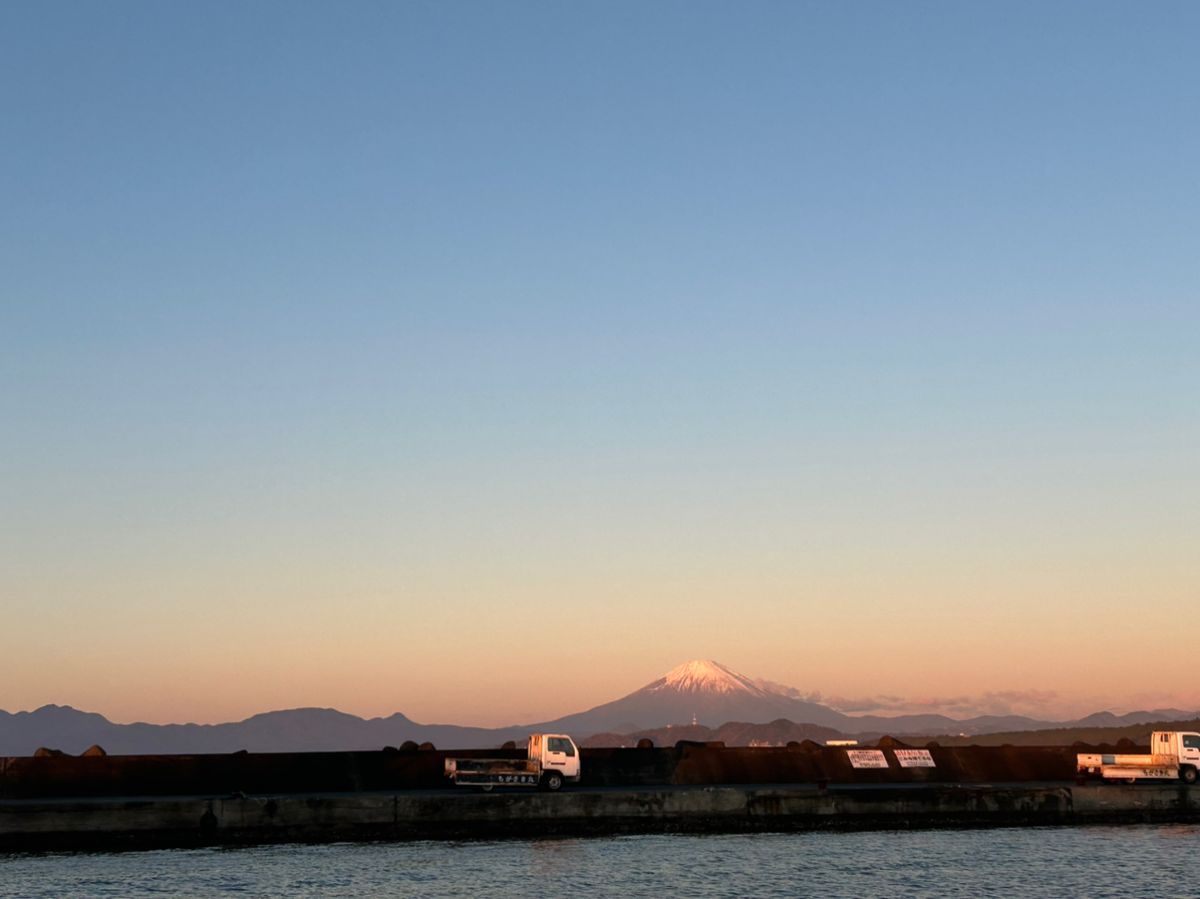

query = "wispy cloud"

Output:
[[758, 676, 1200, 721], [827, 689, 1062, 719], [819, 689, 1200, 721]]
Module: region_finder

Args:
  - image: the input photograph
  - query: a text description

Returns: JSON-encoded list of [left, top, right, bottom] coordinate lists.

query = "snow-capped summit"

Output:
[[528, 659, 853, 734], [651, 660, 771, 696]]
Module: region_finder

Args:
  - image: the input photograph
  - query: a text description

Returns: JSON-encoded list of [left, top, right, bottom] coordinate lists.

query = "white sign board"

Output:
[[846, 749, 889, 769], [894, 749, 936, 768]]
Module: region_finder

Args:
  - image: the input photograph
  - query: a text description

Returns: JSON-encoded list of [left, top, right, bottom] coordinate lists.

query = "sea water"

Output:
[[2, 826, 1197, 897]]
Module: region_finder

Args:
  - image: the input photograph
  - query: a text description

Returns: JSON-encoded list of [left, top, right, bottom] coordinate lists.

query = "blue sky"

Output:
[[2, 2, 1197, 724]]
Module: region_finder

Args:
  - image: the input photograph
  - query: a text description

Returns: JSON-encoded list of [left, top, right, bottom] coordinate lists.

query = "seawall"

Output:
[[4, 741, 1196, 851], [3, 784, 1199, 851]]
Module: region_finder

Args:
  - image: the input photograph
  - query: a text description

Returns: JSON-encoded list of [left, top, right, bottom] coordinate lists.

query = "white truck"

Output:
[[444, 734, 581, 791], [1077, 731, 1200, 784]]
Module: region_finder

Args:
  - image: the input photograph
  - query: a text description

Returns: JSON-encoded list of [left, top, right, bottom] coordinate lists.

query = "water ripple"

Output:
[[2, 826, 1197, 898]]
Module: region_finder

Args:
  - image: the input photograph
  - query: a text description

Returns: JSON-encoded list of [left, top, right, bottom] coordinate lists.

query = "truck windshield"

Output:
[[548, 738, 575, 756]]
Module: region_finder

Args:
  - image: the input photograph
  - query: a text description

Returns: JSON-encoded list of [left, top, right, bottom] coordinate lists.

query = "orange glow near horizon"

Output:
[[4, 546, 1197, 727]]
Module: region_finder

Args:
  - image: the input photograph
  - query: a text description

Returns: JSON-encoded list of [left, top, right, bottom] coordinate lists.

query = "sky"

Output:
[[2, 1, 1197, 727]]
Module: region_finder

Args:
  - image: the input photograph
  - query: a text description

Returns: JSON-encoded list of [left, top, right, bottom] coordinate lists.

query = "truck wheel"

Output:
[[543, 772, 563, 792], [1181, 767, 1197, 785], [481, 784, 494, 792]]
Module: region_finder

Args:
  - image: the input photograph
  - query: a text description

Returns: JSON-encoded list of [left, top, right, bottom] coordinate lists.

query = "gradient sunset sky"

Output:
[[3, 1, 1197, 727]]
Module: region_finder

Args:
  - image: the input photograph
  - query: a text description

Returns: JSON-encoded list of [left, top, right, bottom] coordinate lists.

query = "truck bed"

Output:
[[1077, 753, 1173, 769], [1077, 753, 1179, 781], [445, 759, 539, 775], [444, 757, 543, 787]]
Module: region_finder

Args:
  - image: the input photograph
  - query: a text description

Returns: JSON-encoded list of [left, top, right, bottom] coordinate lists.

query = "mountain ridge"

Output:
[[3, 660, 1197, 755]]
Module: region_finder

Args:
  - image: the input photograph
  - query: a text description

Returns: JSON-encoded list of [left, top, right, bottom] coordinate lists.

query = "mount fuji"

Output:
[[529, 660, 854, 735]]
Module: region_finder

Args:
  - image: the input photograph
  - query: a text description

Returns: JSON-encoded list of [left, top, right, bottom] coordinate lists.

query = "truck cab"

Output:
[[1153, 731, 1200, 782], [529, 734, 581, 789]]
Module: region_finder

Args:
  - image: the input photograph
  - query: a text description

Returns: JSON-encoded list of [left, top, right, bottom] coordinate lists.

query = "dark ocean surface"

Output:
[[2, 826, 1197, 897]]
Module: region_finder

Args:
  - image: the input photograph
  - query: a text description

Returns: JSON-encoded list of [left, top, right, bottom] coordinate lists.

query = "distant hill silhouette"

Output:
[[911, 718, 1200, 747], [580, 718, 847, 748], [0, 705, 525, 756]]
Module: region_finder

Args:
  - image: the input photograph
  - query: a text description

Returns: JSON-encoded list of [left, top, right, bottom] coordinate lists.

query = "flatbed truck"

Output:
[[1077, 731, 1200, 783], [445, 734, 581, 791]]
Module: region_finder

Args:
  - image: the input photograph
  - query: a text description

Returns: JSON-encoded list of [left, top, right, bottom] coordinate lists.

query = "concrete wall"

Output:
[[3, 784, 1198, 852]]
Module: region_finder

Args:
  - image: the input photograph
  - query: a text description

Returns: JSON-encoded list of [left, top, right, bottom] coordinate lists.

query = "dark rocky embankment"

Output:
[[0, 739, 1099, 800]]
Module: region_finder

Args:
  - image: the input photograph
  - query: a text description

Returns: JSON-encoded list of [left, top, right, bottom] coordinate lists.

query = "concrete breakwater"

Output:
[[3, 784, 1199, 851], [3, 742, 1195, 851]]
